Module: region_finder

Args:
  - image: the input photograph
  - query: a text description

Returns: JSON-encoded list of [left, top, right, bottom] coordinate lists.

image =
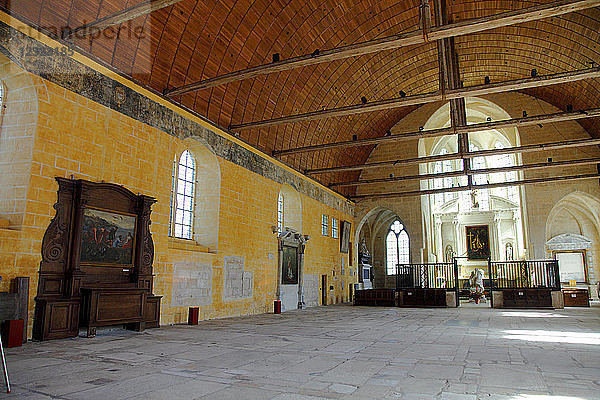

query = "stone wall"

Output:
[[0, 17, 356, 337]]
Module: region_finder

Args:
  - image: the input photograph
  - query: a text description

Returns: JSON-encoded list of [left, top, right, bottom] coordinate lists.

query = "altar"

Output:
[[33, 179, 161, 341]]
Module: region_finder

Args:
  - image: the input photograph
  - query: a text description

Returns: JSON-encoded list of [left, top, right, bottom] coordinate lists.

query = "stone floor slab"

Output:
[[2, 303, 599, 400]]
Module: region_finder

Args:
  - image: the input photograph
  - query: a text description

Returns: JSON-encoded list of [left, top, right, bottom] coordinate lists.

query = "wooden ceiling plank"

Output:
[[63, 0, 185, 39], [273, 107, 600, 156], [307, 136, 600, 174], [164, 0, 600, 96], [231, 67, 600, 130]]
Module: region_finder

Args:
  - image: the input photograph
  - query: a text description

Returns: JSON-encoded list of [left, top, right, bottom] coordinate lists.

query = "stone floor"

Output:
[[2, 304, 600, 400]]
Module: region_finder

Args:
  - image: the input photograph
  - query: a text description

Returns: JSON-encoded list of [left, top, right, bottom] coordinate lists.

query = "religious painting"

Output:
[[80, 208, 137, 266], [340, 221, 351, 253], [281, 245, 298, 284], [466, 225, 490, 260]]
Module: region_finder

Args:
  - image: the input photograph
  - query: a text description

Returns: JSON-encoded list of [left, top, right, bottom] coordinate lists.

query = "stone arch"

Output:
[[418, 97, 527, 263], [278, 184, 302, 233], [355, 206, 408, 288], [177, 137, 221, 251], [546, 192, 600, 241], [546, 191, 600, 288], [0, 53, 42, 228]]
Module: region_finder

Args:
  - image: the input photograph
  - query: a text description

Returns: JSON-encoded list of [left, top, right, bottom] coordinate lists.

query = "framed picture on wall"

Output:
[[340, 221, 351, 253], [80, 207, 137, 266], [466, 225, 490, 260], [281, 245, 298, 284]]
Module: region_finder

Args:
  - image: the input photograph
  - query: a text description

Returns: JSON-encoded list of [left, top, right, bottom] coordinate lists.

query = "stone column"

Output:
[[492, 216, 501, 261], [298, 243, 306, 309], [277, 239, 282, 301], [435, 216, 443, 262]]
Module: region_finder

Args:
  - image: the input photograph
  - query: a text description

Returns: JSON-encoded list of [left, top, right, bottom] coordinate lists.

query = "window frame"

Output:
[[331, 217, 338, 239], [277, 192, 284, 233], [321, 214, 328, 236], [386, 220, 410, 275], [172, 150, 196, 240]]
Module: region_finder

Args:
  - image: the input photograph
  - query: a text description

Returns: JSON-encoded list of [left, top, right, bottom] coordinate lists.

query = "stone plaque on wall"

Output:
[[224, 256, 253, 299], [304, 274, 319, 308], [172, 262, 213, 306]]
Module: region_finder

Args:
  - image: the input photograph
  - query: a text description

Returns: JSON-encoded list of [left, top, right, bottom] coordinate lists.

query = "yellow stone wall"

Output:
[[0, 63, 356, 338]]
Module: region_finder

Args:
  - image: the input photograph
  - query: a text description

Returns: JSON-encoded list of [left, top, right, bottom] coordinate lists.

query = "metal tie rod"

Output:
[[0, 336, 10, 393]]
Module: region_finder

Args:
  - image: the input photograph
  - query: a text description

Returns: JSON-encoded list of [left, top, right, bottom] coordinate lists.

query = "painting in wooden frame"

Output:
[[340, 221, 351, 254], [80, 207, 137, 267], [281, 245, 298, 285], [466, 225, 490, 260]]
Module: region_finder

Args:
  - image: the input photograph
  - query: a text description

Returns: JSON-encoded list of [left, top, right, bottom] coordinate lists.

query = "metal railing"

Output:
[[396, 263, 458, 290], [488, 260, 560, 290]]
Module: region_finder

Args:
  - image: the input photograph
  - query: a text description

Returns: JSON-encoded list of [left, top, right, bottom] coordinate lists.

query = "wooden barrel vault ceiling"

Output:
[[5, 0, 600, 197]]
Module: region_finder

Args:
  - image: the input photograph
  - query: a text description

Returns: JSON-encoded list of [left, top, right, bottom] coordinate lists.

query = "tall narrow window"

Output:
[[277, 192, 284, 233], [321, 214, 328, 236], [168, 158, 177, 237], [332, 218, 338, 239], [386, 220, 410, 275], [174, 150, 195, 239]]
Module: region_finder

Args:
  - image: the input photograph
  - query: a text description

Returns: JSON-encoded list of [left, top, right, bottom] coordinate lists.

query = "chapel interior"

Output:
[[0, 0, 599, 398]]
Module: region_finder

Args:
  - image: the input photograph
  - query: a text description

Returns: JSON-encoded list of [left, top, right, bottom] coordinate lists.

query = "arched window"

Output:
[[431, 148, 457, 207], [489, 142, 519, 203], [386, 220, 409, 275], [173, 150, 196, 239], [277, 192, 284, 233]]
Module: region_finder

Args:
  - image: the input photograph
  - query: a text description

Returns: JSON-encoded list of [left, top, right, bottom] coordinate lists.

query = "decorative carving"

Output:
[[143, 222, 154, 269], [34, 178, 160, 341], [41, 202, 67, 263]]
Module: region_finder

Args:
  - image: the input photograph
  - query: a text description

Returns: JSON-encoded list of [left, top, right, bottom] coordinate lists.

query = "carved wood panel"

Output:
[[34, 178, 160, 341]]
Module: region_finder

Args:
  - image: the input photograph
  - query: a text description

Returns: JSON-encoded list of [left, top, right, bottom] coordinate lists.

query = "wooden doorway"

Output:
[[321, 275, 327, 305]]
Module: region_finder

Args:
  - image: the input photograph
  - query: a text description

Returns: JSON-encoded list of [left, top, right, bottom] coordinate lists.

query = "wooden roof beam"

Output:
[[164, 0, 600, 96], [273, 108, 600, 156], [330, 157, 600, 188], [62, 0, 184, 40], [307, 137, 600, 175], [350, 173, 600, 201], [231, 67, 600, 130]]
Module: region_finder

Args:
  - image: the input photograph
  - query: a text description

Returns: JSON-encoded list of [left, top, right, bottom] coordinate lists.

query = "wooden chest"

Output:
[[562, 288, 590, 307]]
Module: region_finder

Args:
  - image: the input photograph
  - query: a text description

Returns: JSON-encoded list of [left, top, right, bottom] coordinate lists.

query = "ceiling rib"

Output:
[[350, 173, 600, 200], [62, 0, 184, 39], [330, 157, 600, 188], [230, 67, 600, 130], [307, 137, 600, 174], [164, 0, 600, 96], [273, 108, 600, 156]]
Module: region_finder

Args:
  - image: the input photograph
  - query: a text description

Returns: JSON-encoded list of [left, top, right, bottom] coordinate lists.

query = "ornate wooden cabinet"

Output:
[[33, 178, 161, 340]]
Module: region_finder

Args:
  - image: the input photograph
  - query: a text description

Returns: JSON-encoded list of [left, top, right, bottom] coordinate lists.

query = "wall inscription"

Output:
[[172, 262, 213, 306], [224, 256, 253, 299]]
